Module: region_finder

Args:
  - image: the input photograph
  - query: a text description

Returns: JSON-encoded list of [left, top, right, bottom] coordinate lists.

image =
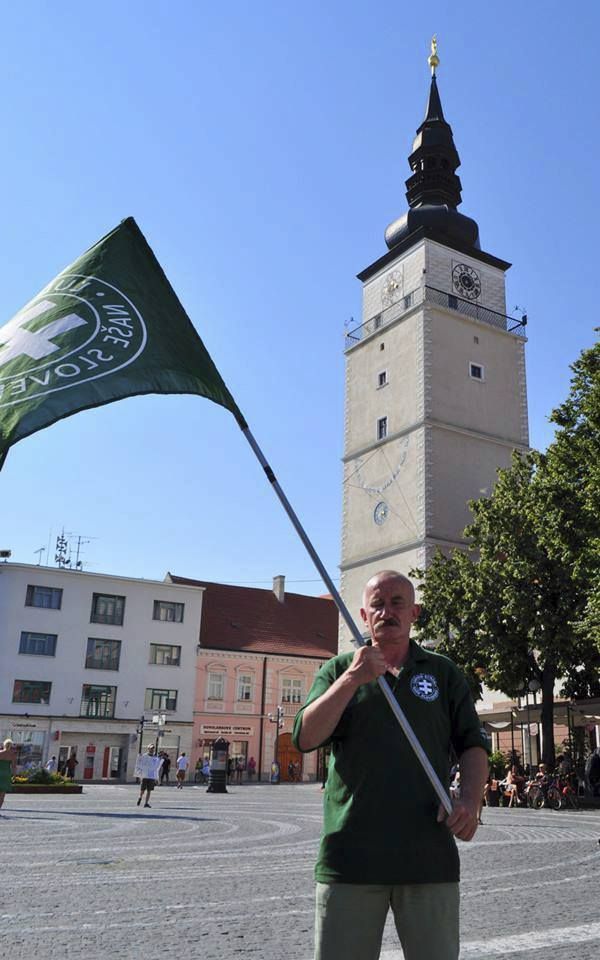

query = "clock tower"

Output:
[[339, 44, 529, 649]]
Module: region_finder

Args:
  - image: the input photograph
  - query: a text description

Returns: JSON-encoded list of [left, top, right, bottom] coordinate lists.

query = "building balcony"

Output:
[[344, 285, 527, 349]]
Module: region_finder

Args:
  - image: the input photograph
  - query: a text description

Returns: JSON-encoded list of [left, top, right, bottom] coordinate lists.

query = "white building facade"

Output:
[[0, 563, 204, 780]]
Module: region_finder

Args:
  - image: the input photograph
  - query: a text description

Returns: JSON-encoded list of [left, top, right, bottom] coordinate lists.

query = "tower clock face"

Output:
[[452, 263, 481, 301], [373, 501, 389, 525], [381, 271, 402, 307]]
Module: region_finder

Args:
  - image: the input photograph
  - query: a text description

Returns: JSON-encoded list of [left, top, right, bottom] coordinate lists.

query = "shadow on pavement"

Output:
[[5, 808, 217, 822]]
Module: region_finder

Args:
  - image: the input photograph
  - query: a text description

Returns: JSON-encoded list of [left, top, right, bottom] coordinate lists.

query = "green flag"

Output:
[[0, 217, 245, 468]]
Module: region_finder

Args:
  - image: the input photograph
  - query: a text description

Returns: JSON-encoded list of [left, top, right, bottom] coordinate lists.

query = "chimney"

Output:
[[273, 575, 285, 603]]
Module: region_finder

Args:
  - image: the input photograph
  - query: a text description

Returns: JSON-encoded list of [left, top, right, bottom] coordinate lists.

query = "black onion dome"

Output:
[[385, 74, 480, 252]]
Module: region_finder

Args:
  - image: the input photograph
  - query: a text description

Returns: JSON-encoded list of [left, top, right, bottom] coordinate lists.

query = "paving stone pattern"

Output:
[[1, 784, 599, 959]]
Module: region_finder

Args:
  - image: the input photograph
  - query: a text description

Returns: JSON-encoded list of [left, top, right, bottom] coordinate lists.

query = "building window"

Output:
[[207, 672, 225, 700], [19, 632, 57, 657], [372, 313, 382, 330], [403, 292, 413, 309], [85, 638, 121, 671], [90, 593, 125, 626], [81, 684, 116, 718], [145, 688, 178, 711], [237, 674, 253, 701], [377, 416, 388, 440], [448, 295, 458, 310], [150, 643, 182, 666], [13, 679, 52, 704], [25, 584, 62, 609], [469, 362, 485, 381], [377, 370, 388, 388], [153, 600, 184, 623], [281, 678, 303, 704]]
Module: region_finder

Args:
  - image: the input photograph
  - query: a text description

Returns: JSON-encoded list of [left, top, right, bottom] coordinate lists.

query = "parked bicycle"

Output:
[[527, 773, 578, 810]]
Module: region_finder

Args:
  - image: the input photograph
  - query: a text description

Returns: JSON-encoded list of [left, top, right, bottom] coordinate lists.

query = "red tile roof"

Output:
[[166, 574, 339, 659]]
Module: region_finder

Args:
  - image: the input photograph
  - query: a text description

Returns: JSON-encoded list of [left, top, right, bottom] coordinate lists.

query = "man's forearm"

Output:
[[458, 746, 489, 807], [297, 672, 360, 751]]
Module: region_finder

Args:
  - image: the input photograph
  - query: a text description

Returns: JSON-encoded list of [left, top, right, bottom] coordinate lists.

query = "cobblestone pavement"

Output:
[[1, 784, 599, 959]]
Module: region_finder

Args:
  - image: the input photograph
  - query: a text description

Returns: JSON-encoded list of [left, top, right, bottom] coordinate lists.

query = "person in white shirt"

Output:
[[176, 752, 190, 789], [135, 744, 163, 808], [45, 756, 58, 774]]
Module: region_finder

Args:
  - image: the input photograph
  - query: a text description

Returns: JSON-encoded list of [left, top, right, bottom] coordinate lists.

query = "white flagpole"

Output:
[[241, 425, 452, 814]]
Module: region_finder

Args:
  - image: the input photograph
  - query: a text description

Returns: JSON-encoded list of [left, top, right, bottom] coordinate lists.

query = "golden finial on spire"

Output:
[[428, 35, 439, 76]]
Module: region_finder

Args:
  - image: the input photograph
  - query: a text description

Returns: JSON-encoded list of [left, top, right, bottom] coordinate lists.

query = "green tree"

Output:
[[413, 334, 600, 769]]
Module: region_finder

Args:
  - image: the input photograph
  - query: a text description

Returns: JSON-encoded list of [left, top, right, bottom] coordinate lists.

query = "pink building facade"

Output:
[[166, 574, 338, 781]]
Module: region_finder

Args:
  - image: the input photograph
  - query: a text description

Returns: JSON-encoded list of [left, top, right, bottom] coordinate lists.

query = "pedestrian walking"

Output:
[[160, 752, 171, 785], [176, 752, 190, 789], [293, 570, 489, 960], [65, 752, 78, 780], [0, 739, 16, 814], [135, 744, 163, 808], [45, 756, 58, 773], [247, 756, 256, 781]]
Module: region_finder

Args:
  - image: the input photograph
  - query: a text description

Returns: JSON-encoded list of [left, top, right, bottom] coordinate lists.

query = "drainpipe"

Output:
[[258, 656, 267, 782]]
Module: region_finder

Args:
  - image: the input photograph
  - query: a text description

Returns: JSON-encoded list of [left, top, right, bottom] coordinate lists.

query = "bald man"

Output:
[[293, 570, 489, 960]]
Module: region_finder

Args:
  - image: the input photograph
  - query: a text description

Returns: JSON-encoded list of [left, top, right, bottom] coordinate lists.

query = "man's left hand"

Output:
[[437, 799, 479, 841]]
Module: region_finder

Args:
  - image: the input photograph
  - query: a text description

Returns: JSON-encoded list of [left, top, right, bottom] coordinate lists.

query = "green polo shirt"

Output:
[[292, 640, 488, 886]]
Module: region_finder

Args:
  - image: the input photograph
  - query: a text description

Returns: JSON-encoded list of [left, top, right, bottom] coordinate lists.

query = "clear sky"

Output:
[[0, 2, 597, 593]]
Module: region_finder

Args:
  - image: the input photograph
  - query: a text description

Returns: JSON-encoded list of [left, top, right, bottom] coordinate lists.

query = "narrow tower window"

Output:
[[377, 370, 388, 388], [377, 416, 388, 440], [469, 362, 485, 381]]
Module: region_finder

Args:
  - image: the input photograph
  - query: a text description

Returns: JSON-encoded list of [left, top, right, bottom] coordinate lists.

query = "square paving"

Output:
[[1, 784, 599, 959]]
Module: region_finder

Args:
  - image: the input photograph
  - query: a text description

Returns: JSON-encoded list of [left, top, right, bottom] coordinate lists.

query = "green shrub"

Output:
[[488, 749, 508, 778], [13, 767, 71, 785]]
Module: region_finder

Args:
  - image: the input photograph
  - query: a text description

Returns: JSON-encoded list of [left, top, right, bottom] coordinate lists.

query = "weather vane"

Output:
[[428, 35, 439, 76]]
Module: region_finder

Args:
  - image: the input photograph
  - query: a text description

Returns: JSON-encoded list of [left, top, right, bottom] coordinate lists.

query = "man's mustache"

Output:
[[376, 617, 400, 627]]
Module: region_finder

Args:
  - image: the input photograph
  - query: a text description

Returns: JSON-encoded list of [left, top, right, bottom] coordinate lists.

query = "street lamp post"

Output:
[[528, 678, 541, 770], [267, 705, 284, 783], [153, 713, 166, 754], [510, 709, 516, 765], [136, 715, 145, 756]]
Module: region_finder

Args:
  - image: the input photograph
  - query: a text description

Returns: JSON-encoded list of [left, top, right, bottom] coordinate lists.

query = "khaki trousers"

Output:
[[315, 881, 459, 960]]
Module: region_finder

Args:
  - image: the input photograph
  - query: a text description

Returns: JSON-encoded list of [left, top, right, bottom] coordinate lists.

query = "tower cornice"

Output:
[[357, 229, 511, 283]]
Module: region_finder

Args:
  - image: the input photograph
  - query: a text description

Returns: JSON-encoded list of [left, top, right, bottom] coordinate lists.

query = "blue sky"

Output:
[[0, 2, 597, 592]]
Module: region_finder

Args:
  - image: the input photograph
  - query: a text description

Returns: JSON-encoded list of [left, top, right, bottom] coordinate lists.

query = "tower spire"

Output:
[[384, 38, 480, 252]]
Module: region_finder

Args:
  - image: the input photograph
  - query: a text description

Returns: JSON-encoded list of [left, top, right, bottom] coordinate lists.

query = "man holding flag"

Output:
[[1, 221, 487, 957], [293, 570, 489, 960]]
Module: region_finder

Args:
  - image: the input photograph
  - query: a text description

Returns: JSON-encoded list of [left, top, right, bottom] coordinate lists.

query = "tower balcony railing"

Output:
[[345, 284, 527, 349]]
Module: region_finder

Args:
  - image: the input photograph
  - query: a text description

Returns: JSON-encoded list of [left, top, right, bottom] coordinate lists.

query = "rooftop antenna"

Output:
[[34, 546, 45, 565], [55, 530, 70, 568], [73, 534, 93, 571]]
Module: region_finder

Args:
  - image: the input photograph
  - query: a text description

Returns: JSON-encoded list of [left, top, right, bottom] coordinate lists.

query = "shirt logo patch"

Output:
[[410, 673, 439, 702]]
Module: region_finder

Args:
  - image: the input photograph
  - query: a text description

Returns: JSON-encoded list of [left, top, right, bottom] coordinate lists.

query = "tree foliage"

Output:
[[412, 335, 600, 769]]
